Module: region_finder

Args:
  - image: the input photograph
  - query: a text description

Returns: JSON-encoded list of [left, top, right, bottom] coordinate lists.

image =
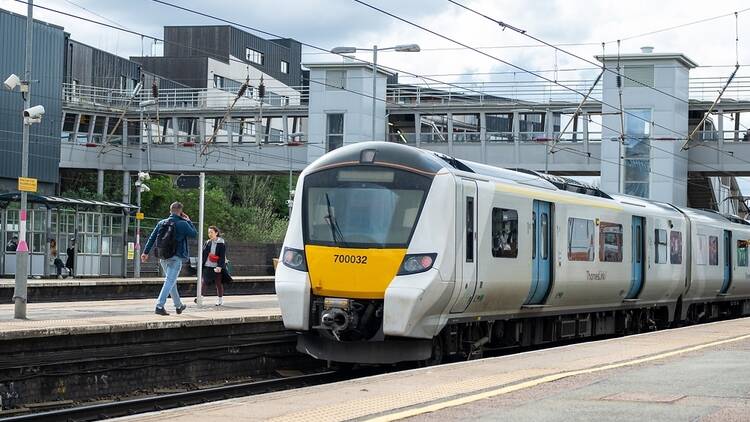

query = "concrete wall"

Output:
[[307, 63, 388, 163], [600, 55, 691, 205]]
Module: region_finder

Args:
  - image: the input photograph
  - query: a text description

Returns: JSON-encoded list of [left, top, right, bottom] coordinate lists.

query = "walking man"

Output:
[[141, 202, 197, 315]]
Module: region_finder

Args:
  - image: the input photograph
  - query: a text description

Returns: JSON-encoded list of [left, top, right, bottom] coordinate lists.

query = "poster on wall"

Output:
[[127, 242, 135, 260]]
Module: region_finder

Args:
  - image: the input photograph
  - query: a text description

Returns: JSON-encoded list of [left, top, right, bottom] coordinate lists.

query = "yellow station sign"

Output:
[[18, 177, 37, 192]]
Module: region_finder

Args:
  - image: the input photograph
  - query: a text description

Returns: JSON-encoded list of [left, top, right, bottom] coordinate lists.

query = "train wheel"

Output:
[[420, 336, 445, 367]]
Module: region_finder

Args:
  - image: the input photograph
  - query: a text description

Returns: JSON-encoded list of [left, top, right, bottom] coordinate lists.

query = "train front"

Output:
[[275, 142, 452, 364]]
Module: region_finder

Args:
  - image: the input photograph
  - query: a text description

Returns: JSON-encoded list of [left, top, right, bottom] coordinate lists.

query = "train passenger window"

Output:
[[599, 222, 623, 262], [670, 231, 682, 264], [709, 235, 719, 266], [568, 218, 594, 261], [492, 208, 518, 258], [738, 240, 748, 267], [696, 235, 707, 265], [466, 197, 474, 263], [655, 229, 667, 264]]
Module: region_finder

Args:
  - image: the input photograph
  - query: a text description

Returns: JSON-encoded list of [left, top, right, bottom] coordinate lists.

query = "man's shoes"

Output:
[[176, 304, 187, 315], [155, 307, 169, 316], [215, 297, 223, 306]]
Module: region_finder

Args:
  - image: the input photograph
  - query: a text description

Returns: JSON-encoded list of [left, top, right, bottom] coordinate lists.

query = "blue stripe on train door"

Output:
[[626, 216, 644, 299], [721, 230, 732, 294], [525, 200, 551, 305]]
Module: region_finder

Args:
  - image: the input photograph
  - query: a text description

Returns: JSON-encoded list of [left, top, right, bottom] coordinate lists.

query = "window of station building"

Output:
[[568, 218, 594, 261], [655, 229, 667, 264], [599, 222, 623, 262], [326, 113, 344, 152], [670, 231, 683, 264], [624, 65, 655, 88], [737, 240, 748, 267], [281, 60, 289, 74], [326, 70, 346, 90], [213, 74, 225, 89], [709, 235, 719, 266], [246, 48, 264, 65], [492, 208, 518, 258]]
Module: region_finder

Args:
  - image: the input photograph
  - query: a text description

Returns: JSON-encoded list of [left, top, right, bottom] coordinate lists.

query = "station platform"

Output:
[[0, 275, 275, 302], [0, 294, 281, 340], [124, 317, 750, 421], [0, 296, 291, 410]]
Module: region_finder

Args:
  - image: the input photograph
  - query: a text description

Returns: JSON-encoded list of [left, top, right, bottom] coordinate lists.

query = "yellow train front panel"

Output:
[[305, 245, 406, 299]]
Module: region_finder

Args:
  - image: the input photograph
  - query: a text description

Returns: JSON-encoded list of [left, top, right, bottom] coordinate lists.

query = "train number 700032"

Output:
[[333, 254, 368, 264]]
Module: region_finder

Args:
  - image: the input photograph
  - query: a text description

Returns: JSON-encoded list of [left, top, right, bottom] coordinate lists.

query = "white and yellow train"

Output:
[[275, 142, 750, 364]]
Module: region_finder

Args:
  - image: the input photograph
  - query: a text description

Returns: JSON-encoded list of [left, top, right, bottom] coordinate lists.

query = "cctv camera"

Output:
[[137, 171, 151, 181], [23, 105, 45, 119], [139, 184, 150, 193], [3, 74, 20, 91]]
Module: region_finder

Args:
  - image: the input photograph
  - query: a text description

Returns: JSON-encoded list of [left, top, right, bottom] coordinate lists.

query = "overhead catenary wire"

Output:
[[10, 2, 750, 195], [445, 0, 750, 167], [354, 0, 750, 180]]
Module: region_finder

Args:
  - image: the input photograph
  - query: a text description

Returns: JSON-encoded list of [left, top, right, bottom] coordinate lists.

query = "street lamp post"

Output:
[[330, 44, 420, 142], [134, 99, 155, 278], [2, 0, 40, 319]]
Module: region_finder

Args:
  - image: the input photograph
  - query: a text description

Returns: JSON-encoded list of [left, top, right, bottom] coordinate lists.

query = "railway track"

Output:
[[2, 371, 347, 421]]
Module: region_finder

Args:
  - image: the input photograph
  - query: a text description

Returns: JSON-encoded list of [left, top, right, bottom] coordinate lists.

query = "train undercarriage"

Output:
[[302, 296, 750, 366]]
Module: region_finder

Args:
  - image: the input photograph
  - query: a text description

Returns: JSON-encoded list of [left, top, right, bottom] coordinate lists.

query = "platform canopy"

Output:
[[0, 192, 137, 210]]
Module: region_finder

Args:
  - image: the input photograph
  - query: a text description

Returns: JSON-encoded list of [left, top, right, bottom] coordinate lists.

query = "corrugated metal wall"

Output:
[[230, 28, 302, 87], [159, 26, 302, 87], [0, 9, 64, 189], [66, 40, 140, 89], [164, 26, 230, 63], [132, 56, 208, 88]]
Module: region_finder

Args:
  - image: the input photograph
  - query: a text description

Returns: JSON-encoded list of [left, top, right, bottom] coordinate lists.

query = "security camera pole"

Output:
[[15, 0, 34, 319]]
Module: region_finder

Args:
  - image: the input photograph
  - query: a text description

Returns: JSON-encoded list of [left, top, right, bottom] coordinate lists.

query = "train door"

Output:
[[721, 230, 732, 294], [524, 200, 552, 305], [626, 216, 645, 299], [450, 179, 478, 313]]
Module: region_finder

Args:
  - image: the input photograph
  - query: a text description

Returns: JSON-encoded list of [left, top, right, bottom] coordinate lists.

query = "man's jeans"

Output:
[[157, 256, 184, 309]]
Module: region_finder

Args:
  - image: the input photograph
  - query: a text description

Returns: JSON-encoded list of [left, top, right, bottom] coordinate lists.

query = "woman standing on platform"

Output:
[[65, 239, 75, 278], [201, 226, 232, 306]]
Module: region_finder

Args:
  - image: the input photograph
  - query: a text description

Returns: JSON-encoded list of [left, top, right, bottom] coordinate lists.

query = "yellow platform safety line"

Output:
[[367, 332, 750, 422], [495, 183, 624, 211]]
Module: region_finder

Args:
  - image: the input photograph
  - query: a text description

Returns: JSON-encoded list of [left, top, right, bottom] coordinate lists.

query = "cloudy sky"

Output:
[[2, 0, 748, 82], [2, 0, 750, 193]]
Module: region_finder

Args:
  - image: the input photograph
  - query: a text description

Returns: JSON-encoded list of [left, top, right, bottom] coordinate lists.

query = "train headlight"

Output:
[[282, 247, 307, 271], [397, 253, 437, 275]]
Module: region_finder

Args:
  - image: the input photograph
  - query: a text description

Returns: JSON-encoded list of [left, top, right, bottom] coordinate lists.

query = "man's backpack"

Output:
[[155, 219, 178, 259]]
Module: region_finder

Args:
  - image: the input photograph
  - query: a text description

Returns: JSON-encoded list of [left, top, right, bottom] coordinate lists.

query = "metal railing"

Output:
[[63, 75, 750, 113], [63, 83, 308, 111]]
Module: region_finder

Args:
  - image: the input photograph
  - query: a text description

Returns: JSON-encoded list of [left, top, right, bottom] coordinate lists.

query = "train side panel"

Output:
[[383, 170, 457, 338]]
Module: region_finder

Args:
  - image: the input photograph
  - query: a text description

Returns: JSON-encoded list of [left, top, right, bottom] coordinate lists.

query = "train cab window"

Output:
[[655, 229, 667, 264], [670, 231, 682, 264], [599, 222, 623, 262], [738, 240, 748, 267], [492, 208, 518, 258], [541, 213, 549, 259], [709, 235, 719, 266], [568, 218, 594, 261], [466, 197, 474, 263]]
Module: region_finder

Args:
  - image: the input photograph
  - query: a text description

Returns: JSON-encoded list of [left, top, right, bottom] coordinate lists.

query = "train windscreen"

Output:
[[302, 166, 433, 248]]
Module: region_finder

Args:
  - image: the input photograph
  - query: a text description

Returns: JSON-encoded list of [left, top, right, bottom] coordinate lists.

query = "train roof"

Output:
[[305, 143, 750, 226]]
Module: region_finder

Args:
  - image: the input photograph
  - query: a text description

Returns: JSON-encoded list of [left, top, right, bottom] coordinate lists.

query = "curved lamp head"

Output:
[[331, 46, 357, 54]]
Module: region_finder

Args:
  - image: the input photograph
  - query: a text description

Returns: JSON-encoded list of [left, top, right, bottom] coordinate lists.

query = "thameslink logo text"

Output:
[[586, 270, 607, 281]]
